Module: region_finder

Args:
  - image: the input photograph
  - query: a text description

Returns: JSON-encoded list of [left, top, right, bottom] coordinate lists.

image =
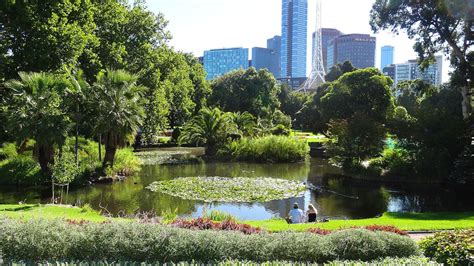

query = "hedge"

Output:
[[0, 219, 419, 263]]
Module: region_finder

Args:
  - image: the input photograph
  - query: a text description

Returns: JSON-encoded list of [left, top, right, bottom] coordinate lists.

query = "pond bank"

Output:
[[1, 204, 472, 232]]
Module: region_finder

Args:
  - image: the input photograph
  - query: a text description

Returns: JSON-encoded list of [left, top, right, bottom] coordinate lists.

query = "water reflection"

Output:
[[0, 158, 472, 219]]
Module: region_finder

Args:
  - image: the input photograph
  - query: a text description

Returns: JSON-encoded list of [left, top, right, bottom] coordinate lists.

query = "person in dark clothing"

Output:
[[307, 204, 318, 222]]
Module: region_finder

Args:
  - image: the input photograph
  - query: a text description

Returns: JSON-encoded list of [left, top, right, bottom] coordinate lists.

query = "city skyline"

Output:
[[148, 0, 449, 81]]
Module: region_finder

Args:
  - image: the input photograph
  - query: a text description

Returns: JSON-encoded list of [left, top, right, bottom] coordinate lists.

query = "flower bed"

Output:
[[146, 176, 306, 202], [171, 218, 262, 234], [308, 225, 408, 236]]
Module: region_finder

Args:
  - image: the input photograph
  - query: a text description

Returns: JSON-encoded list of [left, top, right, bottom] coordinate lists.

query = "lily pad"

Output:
[[146, 176, 306, 202]]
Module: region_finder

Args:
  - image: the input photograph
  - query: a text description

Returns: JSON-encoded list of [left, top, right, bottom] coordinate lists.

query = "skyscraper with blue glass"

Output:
[[203, 48, 249, 80], [281, 0, 307, 79], [381, 45, 394, 69]]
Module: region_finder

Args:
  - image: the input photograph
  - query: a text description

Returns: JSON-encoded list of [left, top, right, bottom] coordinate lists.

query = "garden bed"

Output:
[[146, 176, 306, 202]]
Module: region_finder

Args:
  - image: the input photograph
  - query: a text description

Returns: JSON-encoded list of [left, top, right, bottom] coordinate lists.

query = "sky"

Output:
[[146, 0, 450, 82]]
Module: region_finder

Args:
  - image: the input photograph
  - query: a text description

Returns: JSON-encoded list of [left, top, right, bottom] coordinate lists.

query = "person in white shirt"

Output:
[[288, 203, 304, 224]]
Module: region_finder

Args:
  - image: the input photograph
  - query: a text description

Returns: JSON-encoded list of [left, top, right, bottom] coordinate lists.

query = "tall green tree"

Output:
[[184, 53, 212, 115], [370, 0, 473, 119], [209, 68, 280, 118], [0, 0, 96, 80], [3, 72, 72, 173], [87, 70, 145, 168], [321, 68, 395, 167]]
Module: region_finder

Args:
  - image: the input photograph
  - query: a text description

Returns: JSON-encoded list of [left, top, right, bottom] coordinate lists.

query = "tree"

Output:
[[184, 53, 211, 115], [3, 72, 72, 173], [278, 84, 309, 119], [87, 70, 145, 168], [370, 0, 473, 119], [179, 108, 237, 156], [0, 0, 96, 80], [321, 68, 395, 167], [325, 61, 357, 82], [209, 68, 280, 118], [231, 112, 257, 137]]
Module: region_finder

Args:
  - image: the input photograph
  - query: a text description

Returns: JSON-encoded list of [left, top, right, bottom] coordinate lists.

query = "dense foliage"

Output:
[[370, 0, 473, 120], [321, 68, 394, 170], [228, 135, 309, 163], [209, 68, 280, 118], [419, 230, 474, 265], [0, 219, 419, 263]]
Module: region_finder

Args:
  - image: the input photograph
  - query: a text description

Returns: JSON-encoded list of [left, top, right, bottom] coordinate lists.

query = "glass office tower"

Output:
[[381, 45, 394, 69], [203, 48, 249, 80], [281, 0, 307, 79]]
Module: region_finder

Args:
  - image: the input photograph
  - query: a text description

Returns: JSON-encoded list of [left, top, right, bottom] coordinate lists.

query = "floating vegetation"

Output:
[[136, 149, 203, 165], [146, 176, 306, 202]]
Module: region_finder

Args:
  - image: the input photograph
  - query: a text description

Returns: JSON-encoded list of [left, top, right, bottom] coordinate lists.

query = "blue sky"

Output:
[[146, 0, 449, 81]]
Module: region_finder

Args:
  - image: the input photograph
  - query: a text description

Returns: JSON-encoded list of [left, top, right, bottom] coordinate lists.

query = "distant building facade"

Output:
[[312, 28, 342, 72], [383, 64, 396, 81], [393, 56, 443, 85], [327, 34, 376, 69], [251, 35, 281, 79], [381, 45, 394, 69], [203, 48, 249, 80], [281, 0, 307, 79]]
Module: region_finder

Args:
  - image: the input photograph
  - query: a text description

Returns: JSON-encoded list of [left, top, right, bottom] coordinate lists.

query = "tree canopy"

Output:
[[370, 0, 473, 119], [209, 68, 280, 118]]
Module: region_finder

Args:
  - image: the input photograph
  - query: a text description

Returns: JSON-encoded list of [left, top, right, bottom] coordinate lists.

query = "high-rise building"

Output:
[[312, 28, 342, 72], [393, 56, 443, 86], [251, 36, 281, 79], [327, 34, 376, 69], [281, 0, 307, 79], [203, 48, 249, 80], [381, 45, 394, 69], [383, 64, 396, 81], [267, 35, 282, 78]]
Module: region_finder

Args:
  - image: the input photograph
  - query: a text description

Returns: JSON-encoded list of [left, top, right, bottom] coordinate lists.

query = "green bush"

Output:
[[0, 219, 419, 263], [202, 210, 237, 222], [0, 155, 43, 186], [270, 124, 290, 136], [0, 142, 18, 160], [230, 135, 309, 163], [419, 230, 474, 265], [112, 148, 141, 176]]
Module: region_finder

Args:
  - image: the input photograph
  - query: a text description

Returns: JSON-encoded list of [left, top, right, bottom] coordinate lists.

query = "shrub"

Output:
[[51, 148, 77, 185], [171, 218, 262, 235], [112, 148, 141, 176], [307, 225, 408, 237], [0, 155, 43, 186], [419, 230, 474, 265], [231, 135, 309, 163], [270, 124, 290, 136], [0, 219, 419, 263], [0, 142, 18, 160], [202, 210, 237, 222], [326, 256, 441, 265]]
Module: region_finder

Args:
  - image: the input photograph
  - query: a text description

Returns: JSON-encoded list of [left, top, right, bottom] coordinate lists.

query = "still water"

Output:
[[0, 157, 473, 220]]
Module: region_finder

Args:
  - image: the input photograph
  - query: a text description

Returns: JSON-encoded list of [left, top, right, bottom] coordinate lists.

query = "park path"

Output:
[[408, 232, 435, 241]]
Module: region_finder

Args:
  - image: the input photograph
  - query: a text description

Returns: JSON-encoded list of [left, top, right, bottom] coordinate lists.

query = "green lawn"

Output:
[[1, 204, 473, 232], [0, 204, 108, 222], [246, 212, 474, 232]]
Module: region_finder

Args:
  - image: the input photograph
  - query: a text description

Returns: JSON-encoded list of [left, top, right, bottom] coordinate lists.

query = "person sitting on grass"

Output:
[[288, 203, 304, 224], [307, 203, 318, 223]]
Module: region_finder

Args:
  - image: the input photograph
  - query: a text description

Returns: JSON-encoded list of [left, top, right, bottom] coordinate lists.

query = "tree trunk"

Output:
[[102, 131, 117, 168], [461, 85, 472, 120], [38, 144, 54, 174]]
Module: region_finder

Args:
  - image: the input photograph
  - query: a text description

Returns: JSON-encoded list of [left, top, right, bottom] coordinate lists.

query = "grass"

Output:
[[0, 204, 108, 222], [246, 212, 474, 232], [291, 131, 329, 143], [1, 204, 473, 232]]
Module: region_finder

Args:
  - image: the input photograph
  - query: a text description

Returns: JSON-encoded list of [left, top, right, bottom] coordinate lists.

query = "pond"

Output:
[[0, 151, 473, 220]]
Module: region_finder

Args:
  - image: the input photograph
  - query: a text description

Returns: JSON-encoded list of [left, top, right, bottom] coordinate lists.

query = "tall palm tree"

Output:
[[4, 72, 72, 173], [88, 70, 145, 168], [179, 107, 236, 156]]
